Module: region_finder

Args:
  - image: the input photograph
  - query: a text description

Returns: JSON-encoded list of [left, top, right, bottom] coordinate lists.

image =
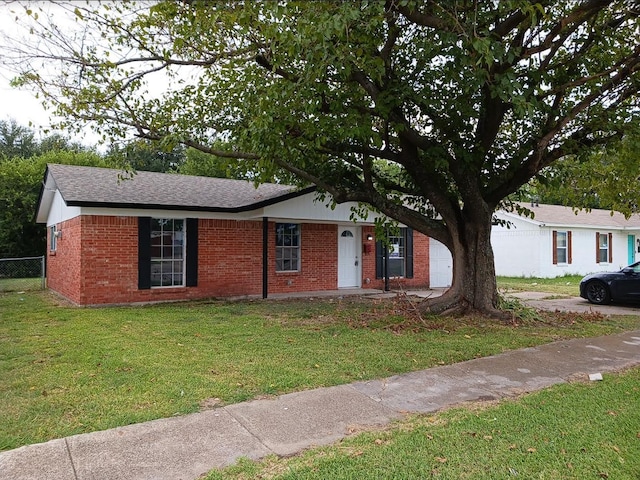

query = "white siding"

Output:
[[46, 190, 81, 226], [262, 192, 380, 224], [492, 216, 544, 277], [491, 213, 639, 278]]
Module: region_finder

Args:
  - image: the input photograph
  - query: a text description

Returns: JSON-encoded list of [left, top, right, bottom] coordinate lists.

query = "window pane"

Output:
[[389, 258, 405, 277], [557, 248, 567, 264], [599, 249, 608, 263], [275, 223, 300, 271], [50, 226, 57, 251], [599, 233, 608, 263], [151, 218, 163, 231], [599, 234, 608, 249], [389, 236, 404, 259], [387, 229, 406, 276], [557, 232, 567, 248], [150, 218, 186, 287], [556, 232, 567, 263]]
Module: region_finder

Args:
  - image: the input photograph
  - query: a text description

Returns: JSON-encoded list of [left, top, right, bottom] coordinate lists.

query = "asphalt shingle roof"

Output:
[[513, 202, 640, 229], [45, 164, 313, 212]]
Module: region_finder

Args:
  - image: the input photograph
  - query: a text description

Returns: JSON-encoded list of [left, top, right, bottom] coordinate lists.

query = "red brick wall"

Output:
[[46, 216, 429, 305], [79, 216, 139, 305], [360, 226, 430, 291], [46, 216, 83, 304], [269, 223, 338, 293], [197, 219, 263, 296]]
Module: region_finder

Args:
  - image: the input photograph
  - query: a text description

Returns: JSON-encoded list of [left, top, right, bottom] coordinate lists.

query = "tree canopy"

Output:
[[523, 131, 640, 215], [4, 0, 640, 315]]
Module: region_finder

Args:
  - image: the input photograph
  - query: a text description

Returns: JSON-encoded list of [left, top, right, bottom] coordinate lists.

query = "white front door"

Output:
[[338, 226, 359, 288]]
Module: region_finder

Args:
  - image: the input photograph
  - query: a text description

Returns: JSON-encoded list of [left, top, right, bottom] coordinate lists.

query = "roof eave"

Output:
[[34, 165, 56, 224], [496, 210, 544, 227]]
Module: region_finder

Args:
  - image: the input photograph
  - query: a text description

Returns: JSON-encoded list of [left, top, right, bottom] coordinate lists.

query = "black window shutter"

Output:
[[138, 217, 151, 290], [375, 240, 384, 279], [405, 228, 414, 279], [186, 218, 198, 287]]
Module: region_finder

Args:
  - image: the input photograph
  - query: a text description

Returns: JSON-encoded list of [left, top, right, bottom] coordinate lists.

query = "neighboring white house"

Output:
[[492, 203, 640, 278]]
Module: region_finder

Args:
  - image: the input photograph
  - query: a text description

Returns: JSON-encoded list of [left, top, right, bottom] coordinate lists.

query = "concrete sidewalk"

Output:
[[2, 329, 640, 480]]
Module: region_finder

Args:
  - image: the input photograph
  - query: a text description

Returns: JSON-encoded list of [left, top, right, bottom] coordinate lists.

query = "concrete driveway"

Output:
[[401, 288, 640, 316], [507, 291, 640, 315]]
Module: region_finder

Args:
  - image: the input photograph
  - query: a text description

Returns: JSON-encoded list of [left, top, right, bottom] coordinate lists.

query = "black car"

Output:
[[580, 261, 640, 305]]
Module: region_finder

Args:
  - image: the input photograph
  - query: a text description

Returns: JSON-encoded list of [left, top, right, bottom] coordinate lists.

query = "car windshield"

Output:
[[625, 262, 640, 273]]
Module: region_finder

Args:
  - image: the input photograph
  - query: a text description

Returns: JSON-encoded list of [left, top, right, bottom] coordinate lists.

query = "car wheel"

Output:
[[585, 280, 611, 305]]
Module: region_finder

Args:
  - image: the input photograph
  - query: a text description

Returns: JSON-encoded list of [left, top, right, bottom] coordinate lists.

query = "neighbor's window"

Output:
[[276, 223, 300, 272], [388, 233, 406, 277], [49, 225, 57, 252], [150, 218, 185, 287], [598, 232, 610, 263], [556, 231, 568, 264], [553, 230, 572, 265]]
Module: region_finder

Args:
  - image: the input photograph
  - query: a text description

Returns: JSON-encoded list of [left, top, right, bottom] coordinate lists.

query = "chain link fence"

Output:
[[0, 256, 46, 292]]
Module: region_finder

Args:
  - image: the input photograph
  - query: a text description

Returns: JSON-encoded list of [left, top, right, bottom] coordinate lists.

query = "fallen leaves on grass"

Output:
[[345, 292, 610, 334]]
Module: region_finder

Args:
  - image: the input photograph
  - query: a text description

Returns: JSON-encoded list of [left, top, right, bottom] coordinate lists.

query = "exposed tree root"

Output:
[[418, 290, 513, 321]]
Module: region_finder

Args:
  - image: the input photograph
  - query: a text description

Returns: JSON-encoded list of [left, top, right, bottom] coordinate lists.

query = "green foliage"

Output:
[[0, 119, 100, 256], [179, 147, 236, 178], [0, 120, 87, 160], [0, 149, 110, 257], [525, 132, 640, 217], [104, 138, 186, 173], [0, 120, 39, 159], [10, 2, 638, 200]]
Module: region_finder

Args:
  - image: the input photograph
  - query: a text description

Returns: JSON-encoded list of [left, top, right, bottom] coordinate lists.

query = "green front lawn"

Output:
[[1, 285, 638, 451]]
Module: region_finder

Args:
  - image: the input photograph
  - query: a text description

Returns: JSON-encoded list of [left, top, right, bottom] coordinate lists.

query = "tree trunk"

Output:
[[421, 208, 505, 318]]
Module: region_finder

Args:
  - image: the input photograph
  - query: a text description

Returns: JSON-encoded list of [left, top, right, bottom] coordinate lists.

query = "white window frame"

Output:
[[49, 225, 57, 252], [556, 231, 568, 264], [150, 218, 186, 288], [275, 223, 300, 272], [598, 232, 609, 264]]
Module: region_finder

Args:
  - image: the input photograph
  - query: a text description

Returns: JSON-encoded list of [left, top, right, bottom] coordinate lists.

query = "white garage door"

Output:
[[429, 239, 452, 288]]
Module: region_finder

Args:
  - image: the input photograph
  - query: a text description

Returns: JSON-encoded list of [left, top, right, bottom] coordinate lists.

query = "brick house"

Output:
[[36, 164, 435, 306]]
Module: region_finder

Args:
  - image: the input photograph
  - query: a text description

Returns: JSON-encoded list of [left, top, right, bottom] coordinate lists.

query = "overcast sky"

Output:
[[0, 72, 51, 128], [1, 2, 50, 128], [0, 1, 101, 146]]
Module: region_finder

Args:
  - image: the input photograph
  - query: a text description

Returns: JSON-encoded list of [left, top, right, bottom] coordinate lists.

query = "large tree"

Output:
[[0, 119, 39, 159], [4, 1, 640, 315]]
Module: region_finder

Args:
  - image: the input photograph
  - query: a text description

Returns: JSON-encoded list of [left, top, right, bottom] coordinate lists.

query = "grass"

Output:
[[0, 276, 44, 293], [497, 274, 583, 297], [1, 282, 639, 453], [206, 367, 640, 479]]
